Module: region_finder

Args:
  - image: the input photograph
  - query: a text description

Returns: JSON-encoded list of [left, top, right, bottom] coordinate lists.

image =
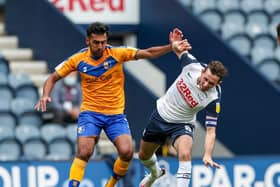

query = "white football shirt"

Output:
[[157, 52, 221, 126]]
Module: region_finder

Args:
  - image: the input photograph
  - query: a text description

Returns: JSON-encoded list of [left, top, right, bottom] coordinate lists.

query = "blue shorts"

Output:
[[77, 111, 131, 142], [142, 109, 195, 146]]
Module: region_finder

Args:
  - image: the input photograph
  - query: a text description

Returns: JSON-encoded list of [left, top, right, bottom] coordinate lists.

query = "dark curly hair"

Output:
[[86, 22, 109, 37]]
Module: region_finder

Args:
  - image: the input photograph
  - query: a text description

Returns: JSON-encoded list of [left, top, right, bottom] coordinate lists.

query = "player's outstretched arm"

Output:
[[135, 28, 184, 59], [172, 39, 192, 59], [34, 72, 61, 112], [202, 126, 221, 169]]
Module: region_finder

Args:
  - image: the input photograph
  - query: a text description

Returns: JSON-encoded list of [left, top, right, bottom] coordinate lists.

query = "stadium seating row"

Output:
[[0, 55, 117, 161], [0, 122, 115, 161], [178, 0, 280, 84]]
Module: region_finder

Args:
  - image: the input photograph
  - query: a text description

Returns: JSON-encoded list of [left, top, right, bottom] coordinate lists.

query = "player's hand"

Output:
[[202, 155, 221, 169], [172, 39, 192, 52], [169, 28, 184, 43], [34, 96, 52, 112]]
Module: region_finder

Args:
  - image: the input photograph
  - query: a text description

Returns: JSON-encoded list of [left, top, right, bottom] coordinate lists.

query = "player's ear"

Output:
[[86, 37, 89, 46]]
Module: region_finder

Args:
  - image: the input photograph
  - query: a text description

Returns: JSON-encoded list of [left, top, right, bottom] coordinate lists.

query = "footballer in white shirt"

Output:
[[138, 39, 228, 187]]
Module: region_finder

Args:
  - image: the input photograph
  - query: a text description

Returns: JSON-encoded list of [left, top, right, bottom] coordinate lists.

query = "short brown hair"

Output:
[[207, 61, 228, 81]]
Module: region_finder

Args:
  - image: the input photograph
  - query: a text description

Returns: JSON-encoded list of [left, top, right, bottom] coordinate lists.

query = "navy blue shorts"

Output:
[[142, 109, 195, 146]]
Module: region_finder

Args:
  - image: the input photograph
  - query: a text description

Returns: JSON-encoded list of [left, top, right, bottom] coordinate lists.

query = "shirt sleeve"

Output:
[[113, 46, 138, 63], [55, 56, 77, 78], [205, 87, 222, 127], [180, 52, 199, 68]]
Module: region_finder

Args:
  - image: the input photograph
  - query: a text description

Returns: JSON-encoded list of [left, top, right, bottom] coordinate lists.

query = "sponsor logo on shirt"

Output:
[[176, 78, 199, 108]]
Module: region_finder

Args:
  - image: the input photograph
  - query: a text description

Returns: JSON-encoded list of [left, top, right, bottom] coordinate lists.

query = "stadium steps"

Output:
[[0, 36, 18, 49], [0, 22, 49, 93], [0, 22, 5, 35], [1, 48, 33, 61]]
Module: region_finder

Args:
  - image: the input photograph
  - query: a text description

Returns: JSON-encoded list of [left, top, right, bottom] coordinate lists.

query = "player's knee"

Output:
[[119, 147, 134, 161], [178, 150, 192, 161], [76, 148, 94, 161], [138, 151, 149, 161]]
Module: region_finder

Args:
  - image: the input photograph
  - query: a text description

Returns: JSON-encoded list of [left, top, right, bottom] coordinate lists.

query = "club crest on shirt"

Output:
[[216, 102, 220, 113], [83, 66, 87, 72], [77, 126, 85, 134], [104, 61, 110, 69], [185, 125, 192, 133]]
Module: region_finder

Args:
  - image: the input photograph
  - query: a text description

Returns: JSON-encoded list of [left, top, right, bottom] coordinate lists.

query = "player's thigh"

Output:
[[114, 134, 133, 154], [77, 136, 97, 158], [104, 114, 131, 142]]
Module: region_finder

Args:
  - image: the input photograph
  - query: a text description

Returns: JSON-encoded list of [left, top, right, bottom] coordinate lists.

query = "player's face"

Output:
[[86, 33, 108, 58], [198, 68, 220, 91]]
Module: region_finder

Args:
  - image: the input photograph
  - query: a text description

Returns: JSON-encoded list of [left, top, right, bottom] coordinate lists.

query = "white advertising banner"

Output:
[[49, 0, 140, 24]]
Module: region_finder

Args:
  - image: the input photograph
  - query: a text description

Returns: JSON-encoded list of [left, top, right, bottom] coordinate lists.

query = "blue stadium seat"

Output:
[[40, 123, 66, 143], [0, 56, 9, 76], [257, 59, 280, 82], [0, 138, 21, 161], [192, 0, 216, 15], [18, 111, 42, 128], [177, 0, 193, 8], [245, 10, 270, 39], [264, 0, 280, 15], [199, 9, 223, 32], [0, 111, 17, 128], [251, 45, 274, 65], [240, 0, 263, 14], [11, 97, 35, 117], [22, 138, 47, 160], [15, 84, 39, 105], [0, 73, 8, 85], [253, 34, 276, 50], [15, 123, 41, 143], [221, 10, 246, 39], [216, 0, 240, 13], [46, 138, 73, 160], [274, 46, 280, 62], [0, 85, 14, 103], [268, 11, 280, 37], [0, 123, 14, 141], [0, 99, 11, 111], [65, 123, 77, 144], [8, 72, 33, 89], [227, 33, 252, 57]]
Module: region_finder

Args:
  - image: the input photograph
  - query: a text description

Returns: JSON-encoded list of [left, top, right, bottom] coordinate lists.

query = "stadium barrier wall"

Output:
[[0, 156, 280, 187]]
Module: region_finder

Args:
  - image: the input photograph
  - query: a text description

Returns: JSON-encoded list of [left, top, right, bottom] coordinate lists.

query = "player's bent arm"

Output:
[[42, 71, 62, 98], [135, 44, 172, 59], [203, 126, 218, 166], [35, 72, 62, 112]]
